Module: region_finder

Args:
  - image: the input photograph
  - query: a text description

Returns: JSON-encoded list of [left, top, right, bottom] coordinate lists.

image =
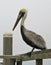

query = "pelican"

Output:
[[12, 8, 46, 56]]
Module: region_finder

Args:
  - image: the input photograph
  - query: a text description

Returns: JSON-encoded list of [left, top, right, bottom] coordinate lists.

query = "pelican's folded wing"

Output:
[[24, 30, 46, 48]]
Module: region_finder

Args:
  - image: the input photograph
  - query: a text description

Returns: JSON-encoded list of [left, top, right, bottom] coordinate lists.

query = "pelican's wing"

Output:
[[24, 30, 46, 48]]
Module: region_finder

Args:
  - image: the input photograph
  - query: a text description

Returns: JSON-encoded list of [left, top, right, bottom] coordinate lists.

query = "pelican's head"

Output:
[[12, 8, 27, 31]]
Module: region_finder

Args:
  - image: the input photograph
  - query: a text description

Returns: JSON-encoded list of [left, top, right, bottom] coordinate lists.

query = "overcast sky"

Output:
[[0, 0, 51, 65]]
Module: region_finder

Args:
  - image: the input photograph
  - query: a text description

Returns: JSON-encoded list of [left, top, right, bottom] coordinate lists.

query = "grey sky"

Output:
[[0, 0, 51, 64]]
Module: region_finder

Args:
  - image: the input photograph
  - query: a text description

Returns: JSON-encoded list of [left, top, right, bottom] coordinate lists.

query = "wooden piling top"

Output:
[[3, 33, 13, 37]]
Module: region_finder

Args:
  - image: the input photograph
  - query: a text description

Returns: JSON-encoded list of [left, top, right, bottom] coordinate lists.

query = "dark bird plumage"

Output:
[[12, 8, 46, 56]]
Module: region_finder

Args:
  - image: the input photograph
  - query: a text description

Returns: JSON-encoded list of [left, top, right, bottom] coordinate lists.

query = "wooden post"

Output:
[[36, 59, 42, 65], [3, 33, 15, 65], [17, 61, 22, 65]]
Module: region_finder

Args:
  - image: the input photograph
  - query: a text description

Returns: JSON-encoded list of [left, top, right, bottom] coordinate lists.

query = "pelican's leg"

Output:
[[31, 47, 34, 53], [26, 47, 34, 57], [29, 47, 34, 56]]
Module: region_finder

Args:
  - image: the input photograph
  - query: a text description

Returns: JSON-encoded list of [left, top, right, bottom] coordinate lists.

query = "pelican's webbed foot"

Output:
[[26, 52, 32, 57], [26, 48, 34, 57]]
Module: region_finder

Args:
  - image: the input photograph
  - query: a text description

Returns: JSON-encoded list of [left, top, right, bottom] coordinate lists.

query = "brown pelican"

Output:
[[12, 8, 46, 56]]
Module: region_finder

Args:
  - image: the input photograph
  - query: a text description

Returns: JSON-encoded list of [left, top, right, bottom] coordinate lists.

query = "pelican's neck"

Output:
[[21, 18, 25, 27], [20, 12, 27, 27]]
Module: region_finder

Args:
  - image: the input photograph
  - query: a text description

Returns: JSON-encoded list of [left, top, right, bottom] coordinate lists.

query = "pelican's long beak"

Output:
[[12, 12, 24, 31]]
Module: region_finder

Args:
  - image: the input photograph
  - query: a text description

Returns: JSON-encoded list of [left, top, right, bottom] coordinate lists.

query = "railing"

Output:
[[0, 33, 51, 65]]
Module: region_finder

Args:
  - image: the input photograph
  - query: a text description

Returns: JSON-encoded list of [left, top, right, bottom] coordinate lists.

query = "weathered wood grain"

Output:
[[0, 49, 51, 61]]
